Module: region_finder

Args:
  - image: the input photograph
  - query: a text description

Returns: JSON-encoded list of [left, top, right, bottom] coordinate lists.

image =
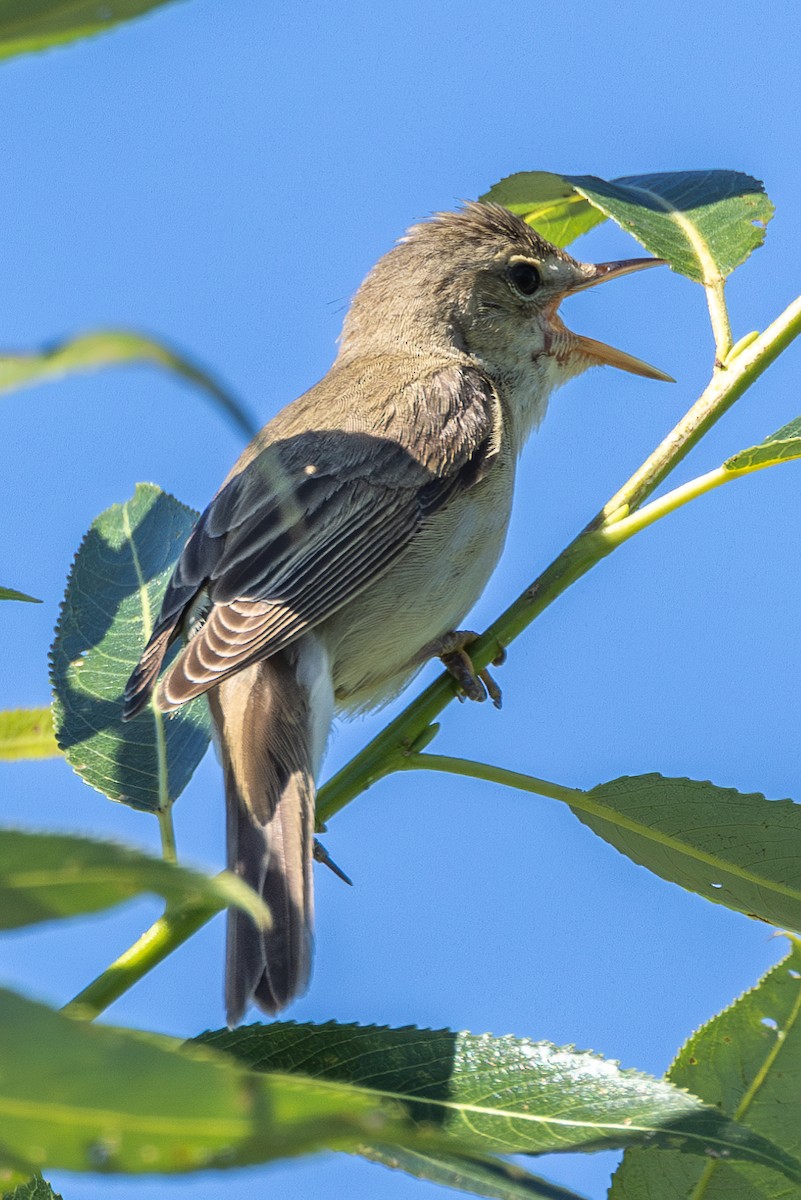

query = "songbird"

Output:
[[123, 202, 670, 1025]]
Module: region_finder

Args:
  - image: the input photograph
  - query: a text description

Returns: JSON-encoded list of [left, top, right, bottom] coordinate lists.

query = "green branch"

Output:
[[399, 753, 582, 805], [601, 460, 771, 547], [62, 901, 219, 1021], [596, 291, 801, 524]]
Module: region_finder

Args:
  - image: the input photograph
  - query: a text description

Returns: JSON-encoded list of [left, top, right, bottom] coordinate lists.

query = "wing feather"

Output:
[[124, 361, 500, 717]]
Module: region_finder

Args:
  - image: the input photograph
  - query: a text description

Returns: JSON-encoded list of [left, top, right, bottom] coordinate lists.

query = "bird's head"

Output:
[[338, 203, 672, 423]]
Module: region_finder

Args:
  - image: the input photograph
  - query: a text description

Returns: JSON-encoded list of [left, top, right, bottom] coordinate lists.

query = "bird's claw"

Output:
[[436, 630, 504, 710]]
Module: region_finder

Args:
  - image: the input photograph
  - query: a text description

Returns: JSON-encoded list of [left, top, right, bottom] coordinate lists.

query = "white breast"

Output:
[[325, 451, 516, 712]]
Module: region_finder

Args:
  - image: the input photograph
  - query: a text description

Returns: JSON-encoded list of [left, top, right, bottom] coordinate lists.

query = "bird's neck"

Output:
[[473, 350, 579, 453]]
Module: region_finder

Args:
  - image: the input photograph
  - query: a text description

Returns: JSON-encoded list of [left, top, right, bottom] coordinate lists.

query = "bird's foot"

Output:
[[435, 630, 505, 709]]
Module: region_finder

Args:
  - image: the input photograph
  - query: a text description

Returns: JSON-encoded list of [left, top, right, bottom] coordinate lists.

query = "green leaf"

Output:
[[0, 587, 40, 604], [567, 172, 772, 283], [0, 990, 390, 1175], [725, 416, 801, 473], [481, 172, 606, 247], [482, 170, 773, 281], [360, 1145, 591, 1200], [611, 940, 801, 1199], [195, 1022, 801, 1178], [50, 484, 210, 813], [0, 2, 185, 62], [573, 774, 801, 931], [0, 329, 257, 439], [0, 709, 59, 761], [1, 1175, 62, 1200], [0, 827, 268, 931]]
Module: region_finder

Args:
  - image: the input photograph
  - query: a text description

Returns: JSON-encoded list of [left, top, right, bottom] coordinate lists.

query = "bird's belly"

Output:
[[326, 467, 514, 712]]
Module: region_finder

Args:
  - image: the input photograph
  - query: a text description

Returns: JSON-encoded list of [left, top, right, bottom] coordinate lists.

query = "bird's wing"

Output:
[[123, 362, 500, 716]]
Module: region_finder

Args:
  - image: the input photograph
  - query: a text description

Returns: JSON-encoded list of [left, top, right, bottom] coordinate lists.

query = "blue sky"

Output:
[[2, 1, 800, 1197]]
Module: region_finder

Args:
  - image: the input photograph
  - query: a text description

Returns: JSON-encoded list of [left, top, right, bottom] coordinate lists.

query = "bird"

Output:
[[123, 202, 671, 1025]]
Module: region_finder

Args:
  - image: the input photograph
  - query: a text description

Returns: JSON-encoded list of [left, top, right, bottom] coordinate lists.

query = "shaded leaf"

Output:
[[361, 1145, 590, 1200], [481, 172, 605, 247], [0, 827, 268, 931], [0, 329, 257, 439], [195, 1022, 801, 1177], [483, 170, 773, 281], [725, 416, 801, 473], [50, 484, 210, 813], [574, 774, 801, 931], [0, 709, 59, 761], [0, 990, 389, 1175], [612, 940, 801, 1199], [0, 587, 40, 603], [568, 172, 772, 283]]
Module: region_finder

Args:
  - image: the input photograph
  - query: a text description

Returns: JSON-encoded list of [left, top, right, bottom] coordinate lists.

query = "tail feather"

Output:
[[255, 791, 314, 1012], [208, 652, 318, 1026]]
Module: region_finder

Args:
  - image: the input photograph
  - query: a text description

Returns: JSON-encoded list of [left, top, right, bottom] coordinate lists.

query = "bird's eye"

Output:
[[507, 261, 541, 297]]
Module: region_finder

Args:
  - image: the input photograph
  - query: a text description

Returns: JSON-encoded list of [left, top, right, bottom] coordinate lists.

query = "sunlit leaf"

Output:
[[0, 329, 257, 438], [483, 170, 773, 281], [50, 484, 210, 813], [574, 774, 801, 931], [725, 416, 801, 473], [0, 827, 268, 930], [196, 1022, 801, 1177], [0, 990, 388, 1175], [0, 709, 59, 761], [481, 172, 605, 248], [612, 940, 801, 1199]]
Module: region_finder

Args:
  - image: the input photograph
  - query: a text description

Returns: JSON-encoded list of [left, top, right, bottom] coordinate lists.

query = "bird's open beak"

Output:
[[567, 257, 675, 383]]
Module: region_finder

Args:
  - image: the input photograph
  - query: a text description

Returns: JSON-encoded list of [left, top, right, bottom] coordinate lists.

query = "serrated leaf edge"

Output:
[[47, 483, 201, 805]]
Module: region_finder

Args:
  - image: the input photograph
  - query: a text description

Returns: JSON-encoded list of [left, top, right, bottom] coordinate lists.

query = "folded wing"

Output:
[[122, 362, 499, 718]]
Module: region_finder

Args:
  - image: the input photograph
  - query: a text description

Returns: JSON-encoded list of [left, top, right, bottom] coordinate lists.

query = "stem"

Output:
[[158, 808, 178, 863], [602, 438, 801, 547], [706, 276, 733, 363], [317, 290, 801, 826], [62, 902, 218, 1021], [401, 755, 801, 908], [601, 464, 739, 545], [596, 292, 801, 525], [399, 753, 583, 806]]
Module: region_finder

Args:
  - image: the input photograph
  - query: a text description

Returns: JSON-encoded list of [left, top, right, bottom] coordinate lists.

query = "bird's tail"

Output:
[[207, 652, 317, 1026]]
